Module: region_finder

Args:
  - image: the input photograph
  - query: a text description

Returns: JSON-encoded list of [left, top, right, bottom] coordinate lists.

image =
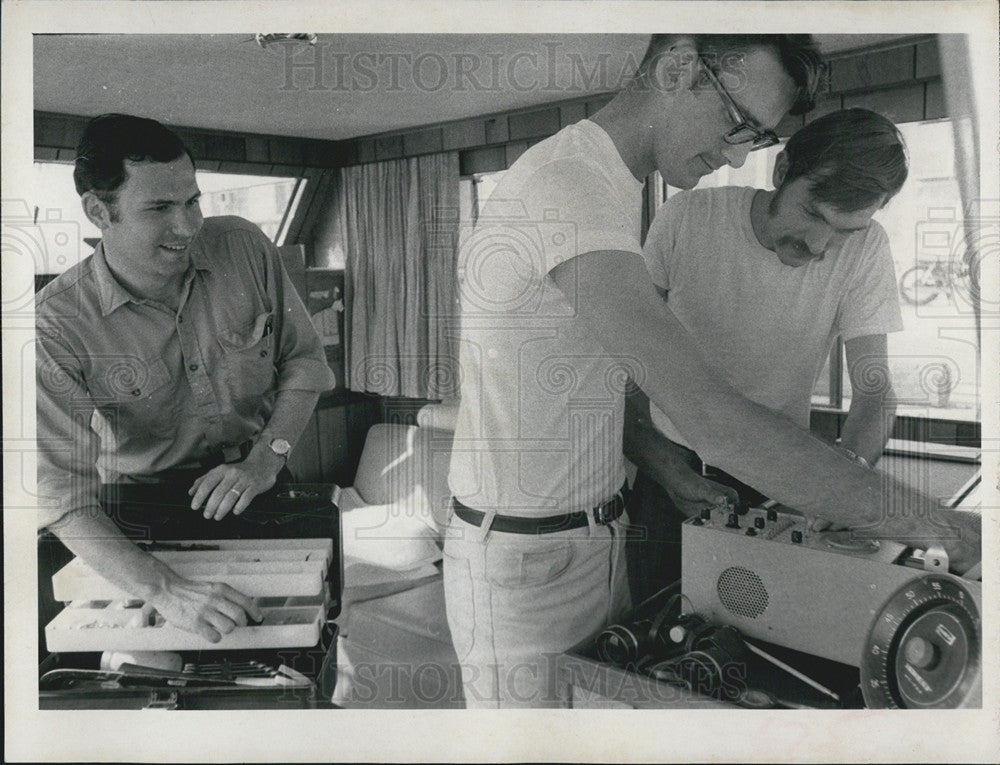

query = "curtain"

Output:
[[329, 152, 461, 399]]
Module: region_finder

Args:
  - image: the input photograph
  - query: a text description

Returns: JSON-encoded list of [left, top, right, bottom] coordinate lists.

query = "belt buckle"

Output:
[[593, 497, 617, 525]]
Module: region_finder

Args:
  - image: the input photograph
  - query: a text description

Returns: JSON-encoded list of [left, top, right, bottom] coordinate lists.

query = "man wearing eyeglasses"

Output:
[[624, 108, 910, 604], [643, 46, 791, 187], [446, 35, 981, 708]]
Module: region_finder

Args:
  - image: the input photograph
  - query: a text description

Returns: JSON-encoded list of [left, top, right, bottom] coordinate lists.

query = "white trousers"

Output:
[[442, 508, 630, 708]]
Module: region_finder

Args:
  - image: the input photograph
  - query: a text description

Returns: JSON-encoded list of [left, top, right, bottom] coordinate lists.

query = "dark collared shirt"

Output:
[[36, 216, 335, 529]]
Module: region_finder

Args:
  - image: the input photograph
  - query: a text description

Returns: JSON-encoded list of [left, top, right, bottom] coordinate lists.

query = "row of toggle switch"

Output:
[[690, 505, 805, 543]]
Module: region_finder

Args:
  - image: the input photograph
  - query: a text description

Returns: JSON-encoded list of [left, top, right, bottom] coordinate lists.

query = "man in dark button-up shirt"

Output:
[[36, 114, 335, 641]]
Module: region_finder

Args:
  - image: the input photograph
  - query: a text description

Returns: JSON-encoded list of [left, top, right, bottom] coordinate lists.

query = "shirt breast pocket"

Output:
[[219, 311, 277, 404], [90, 354, 176, 437]]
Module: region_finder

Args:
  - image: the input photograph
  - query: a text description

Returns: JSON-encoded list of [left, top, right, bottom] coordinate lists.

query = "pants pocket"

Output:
[[485, 538, 575, 590]]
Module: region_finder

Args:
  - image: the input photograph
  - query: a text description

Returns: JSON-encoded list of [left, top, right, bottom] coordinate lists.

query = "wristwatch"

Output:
[[267, 437, 292, 463]]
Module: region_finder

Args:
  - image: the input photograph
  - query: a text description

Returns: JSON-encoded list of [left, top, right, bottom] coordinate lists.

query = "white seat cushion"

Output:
[[338, 485, 442, 572], [416, 400, 460, 432]]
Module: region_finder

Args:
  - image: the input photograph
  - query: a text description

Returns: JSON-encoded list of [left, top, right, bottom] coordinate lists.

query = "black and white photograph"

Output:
[[3, 1, 998, 761]]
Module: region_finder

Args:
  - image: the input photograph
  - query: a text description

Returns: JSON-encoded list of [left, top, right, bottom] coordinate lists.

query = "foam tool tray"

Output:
[[45, 539, 333, 653], [44, 595, 327, 652], [51, 538, 333, 600]]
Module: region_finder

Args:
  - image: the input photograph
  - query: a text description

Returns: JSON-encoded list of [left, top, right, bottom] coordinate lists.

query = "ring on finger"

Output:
[[228, 487, 243, 496]]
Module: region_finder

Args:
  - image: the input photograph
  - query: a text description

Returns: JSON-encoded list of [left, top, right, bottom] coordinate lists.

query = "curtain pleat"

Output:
[[334, 152, 460, 398]]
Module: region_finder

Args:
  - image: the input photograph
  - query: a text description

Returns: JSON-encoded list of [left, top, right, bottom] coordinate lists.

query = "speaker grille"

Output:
[[717, 566, 769, 619]]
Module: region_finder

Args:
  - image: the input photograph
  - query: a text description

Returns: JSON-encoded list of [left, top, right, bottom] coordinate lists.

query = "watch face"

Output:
[[270, 438, 292, 456]]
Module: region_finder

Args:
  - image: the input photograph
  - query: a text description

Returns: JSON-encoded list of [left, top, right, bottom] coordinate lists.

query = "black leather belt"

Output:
[[452, 483, 628, 534]]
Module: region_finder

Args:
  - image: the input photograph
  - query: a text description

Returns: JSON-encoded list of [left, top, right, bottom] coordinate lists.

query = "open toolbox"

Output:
[[38, 483, 344, 708], [45, 539, 334, 652]]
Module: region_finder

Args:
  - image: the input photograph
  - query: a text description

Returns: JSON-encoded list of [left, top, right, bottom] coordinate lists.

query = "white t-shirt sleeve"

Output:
[[837, 222, 905, 341], [523, 159, 642, 275]]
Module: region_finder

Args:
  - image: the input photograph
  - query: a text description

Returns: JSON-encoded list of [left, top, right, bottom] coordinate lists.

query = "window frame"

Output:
[[31, 158, 308, 255]]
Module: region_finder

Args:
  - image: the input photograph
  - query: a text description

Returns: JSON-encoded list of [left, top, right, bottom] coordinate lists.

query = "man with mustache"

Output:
[[626, 108, 909, 603]]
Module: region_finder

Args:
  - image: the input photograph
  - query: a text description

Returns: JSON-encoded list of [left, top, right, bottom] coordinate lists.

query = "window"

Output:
[[472, 171, 505, 218], [817, 120, 978, 422], [870, 120, 976, 422], [458, 170, 507, 260], [459, 171, 506, 229], [31, 161, 103, 274], [195, 171, 302, 244], [31, 161, 305, 274]]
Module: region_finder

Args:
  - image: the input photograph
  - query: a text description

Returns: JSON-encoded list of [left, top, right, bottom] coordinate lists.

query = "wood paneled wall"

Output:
[[782, 37, 945, 134], [34, 112, 346, 173], [343, 35, 944, 175]]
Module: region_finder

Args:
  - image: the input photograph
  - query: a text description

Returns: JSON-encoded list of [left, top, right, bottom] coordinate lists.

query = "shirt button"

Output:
[[189, 364, 199, 371]]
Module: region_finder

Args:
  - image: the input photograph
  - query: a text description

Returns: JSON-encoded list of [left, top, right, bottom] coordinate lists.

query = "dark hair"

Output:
[[73, 113, 192, 204], [781, 108, 908, 211], [639, 34, 824, 116]]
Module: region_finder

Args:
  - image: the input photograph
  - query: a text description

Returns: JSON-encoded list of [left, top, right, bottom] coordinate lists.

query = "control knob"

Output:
[[860, 575, 981, 708]]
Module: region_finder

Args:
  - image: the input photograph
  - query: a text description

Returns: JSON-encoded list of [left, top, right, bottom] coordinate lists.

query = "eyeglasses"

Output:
[[698, 55, 780, 152]]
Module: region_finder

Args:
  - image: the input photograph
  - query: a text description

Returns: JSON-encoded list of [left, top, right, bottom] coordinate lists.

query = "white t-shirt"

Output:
[[448, 120, 644, 515], [643, 186, 903, 449]]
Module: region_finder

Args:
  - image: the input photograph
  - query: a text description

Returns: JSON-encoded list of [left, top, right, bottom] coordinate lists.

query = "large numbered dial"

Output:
[[861, 575, 981, 709]]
